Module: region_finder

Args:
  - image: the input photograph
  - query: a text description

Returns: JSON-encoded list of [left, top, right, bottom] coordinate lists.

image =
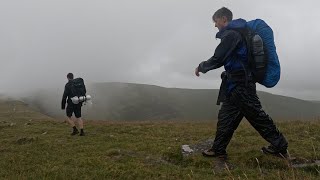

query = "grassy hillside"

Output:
[[23, 82, 320, 121], [1, 100, 319, 179]]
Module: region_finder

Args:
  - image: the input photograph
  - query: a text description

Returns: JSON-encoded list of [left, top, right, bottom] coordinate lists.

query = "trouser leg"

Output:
[[212, 100, 244, 155], [230, 83, 288, 152]]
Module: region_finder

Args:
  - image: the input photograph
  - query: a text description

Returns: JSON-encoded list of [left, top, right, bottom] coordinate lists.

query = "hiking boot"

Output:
[[261, 145, 288, 159], [202, 148, 227, 160], [71, 129, 79, 136]]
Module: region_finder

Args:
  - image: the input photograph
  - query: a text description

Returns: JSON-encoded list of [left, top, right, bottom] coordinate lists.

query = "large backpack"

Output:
[[70, 78, 86, 97], [238, 19, 281, 88]]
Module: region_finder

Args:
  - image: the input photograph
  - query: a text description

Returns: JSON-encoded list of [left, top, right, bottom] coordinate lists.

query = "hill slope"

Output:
[[0, 99, 319, 179], [24, 82, 320, 121]]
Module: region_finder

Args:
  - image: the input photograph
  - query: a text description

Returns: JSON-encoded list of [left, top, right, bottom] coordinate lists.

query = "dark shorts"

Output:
[[66, 104, 82, 118]]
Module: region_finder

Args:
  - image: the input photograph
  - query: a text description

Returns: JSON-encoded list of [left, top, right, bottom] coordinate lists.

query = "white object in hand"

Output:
[[71, 95, 92, 104]]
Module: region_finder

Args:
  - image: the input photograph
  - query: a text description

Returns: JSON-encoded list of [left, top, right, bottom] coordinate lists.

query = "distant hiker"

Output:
[[61, 73, 86, 136], [195, 7, 288, 160]]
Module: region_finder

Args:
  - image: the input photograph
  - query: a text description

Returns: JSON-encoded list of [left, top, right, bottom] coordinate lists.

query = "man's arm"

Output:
[[197, 30, 242, 74], [61, 85, 68, 110]]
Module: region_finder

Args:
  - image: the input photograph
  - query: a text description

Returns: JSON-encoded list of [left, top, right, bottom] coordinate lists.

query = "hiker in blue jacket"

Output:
[[195, 7, 288, 160]]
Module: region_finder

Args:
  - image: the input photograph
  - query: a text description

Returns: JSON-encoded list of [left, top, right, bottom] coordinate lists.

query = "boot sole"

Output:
[[261, 148, 288, 159]]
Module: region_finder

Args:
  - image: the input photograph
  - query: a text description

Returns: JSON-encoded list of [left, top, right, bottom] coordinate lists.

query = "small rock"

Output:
[[180, 138, 214, 157], [42, 132, 47, 135], [182, 145, 194, 154]]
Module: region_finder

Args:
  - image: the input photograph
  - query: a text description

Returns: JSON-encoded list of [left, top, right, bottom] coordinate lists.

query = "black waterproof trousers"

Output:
[[212, 82, 288, 156]]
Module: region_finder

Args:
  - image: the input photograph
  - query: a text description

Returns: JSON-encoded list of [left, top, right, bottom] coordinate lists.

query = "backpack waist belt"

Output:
[[226, 70, 253, 83]]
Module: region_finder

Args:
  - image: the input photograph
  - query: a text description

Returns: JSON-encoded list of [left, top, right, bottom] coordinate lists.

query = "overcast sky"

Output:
[[0, 0, 319, 100]]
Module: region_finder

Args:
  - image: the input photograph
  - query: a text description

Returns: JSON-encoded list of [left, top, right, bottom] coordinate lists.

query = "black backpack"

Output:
[[70, 78, 86, 97]]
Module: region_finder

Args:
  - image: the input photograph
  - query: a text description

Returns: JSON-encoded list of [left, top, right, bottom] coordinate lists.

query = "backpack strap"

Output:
[[232, 28, 255, 70], [230, 28, 254, 86]]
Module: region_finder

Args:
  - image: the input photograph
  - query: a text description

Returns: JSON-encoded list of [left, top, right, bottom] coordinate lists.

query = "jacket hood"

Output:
[[216, 18, 247, 39]]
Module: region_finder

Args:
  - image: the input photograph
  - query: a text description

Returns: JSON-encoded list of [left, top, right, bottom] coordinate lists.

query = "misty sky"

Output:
[[0, 0, 319, 100]]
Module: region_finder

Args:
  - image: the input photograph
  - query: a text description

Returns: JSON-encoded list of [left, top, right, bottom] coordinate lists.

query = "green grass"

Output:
[[0, 101, 319, 179]]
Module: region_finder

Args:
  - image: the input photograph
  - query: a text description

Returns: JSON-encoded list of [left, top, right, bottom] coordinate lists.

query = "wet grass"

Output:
[[0, 100, 319, 179]]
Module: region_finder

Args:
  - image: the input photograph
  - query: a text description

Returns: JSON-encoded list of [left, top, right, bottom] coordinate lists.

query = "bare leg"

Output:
[[76, 117, 85, 136], [67, 116, 79, 135], [66, 116, 75, 127], [76, 118, 84, 129]]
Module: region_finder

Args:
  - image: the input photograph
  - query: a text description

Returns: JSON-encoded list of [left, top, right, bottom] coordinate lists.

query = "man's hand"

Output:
[[195, 67, 200, 77]]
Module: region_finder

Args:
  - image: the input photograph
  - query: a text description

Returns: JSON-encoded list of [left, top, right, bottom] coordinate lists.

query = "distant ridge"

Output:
[[23, 82, 320, 121]]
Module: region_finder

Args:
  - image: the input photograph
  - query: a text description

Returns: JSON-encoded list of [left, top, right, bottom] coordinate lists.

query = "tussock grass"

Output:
[[0, 101, 319, 179]]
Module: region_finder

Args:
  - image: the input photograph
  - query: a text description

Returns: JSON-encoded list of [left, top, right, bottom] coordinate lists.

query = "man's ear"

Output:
[[222, 16, 228, 23]]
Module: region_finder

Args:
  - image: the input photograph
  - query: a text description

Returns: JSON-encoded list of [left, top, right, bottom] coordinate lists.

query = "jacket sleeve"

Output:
[[198, 30, 242, 73], [61, 85, 68, 109]]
